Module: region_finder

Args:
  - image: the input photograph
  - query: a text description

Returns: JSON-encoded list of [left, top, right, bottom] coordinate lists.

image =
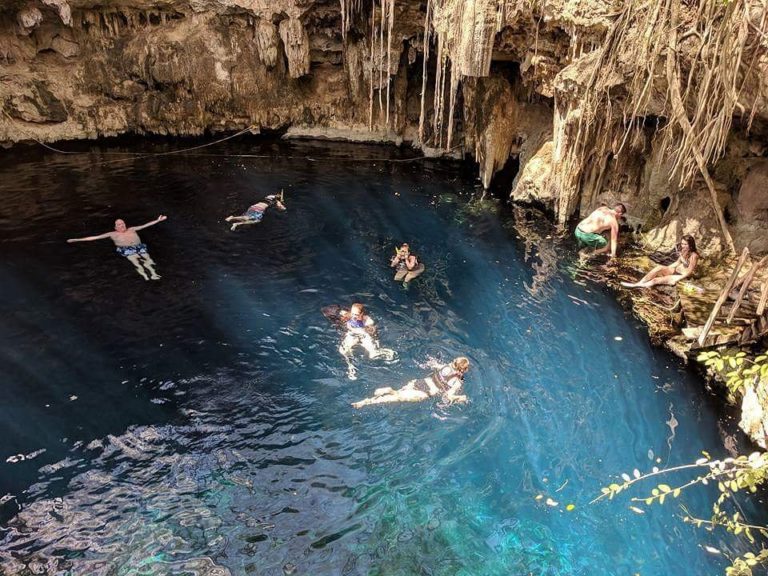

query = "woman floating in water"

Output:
[[225, 193, 286, 231], [621, 235, 699, 289], [352, 357, 469, 408], [390, 243, 425, 287], [338, 303, 395, 379], [67, 215, 167, 280]]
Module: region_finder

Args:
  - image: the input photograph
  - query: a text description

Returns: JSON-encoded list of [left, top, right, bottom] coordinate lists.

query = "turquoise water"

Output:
[[0, 139, 761, 575]]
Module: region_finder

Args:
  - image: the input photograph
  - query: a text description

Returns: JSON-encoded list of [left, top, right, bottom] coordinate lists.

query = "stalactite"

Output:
[[432, 35, 443, 141], [341, 0, 348, 42], [385, 0, 394, 128], [418, 0, 432, 144], [378, 0, 384, 115], [368, 0, 375, 129], [446, 64, 459, 149], [437, 47, 448, 148]]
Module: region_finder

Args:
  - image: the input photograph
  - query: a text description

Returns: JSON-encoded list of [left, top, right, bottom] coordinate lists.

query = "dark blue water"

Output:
[[0, 138, 761, 575]]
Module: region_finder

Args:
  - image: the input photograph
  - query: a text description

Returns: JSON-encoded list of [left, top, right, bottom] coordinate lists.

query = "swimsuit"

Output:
[[115, 243, 148, 257], [575, 226, 608, 249], [244, 208, 265, 222], [346, 318, 366, 330], [413, 379, 432, 394], [397, 254, 420, 271], [431, 366, 462, 392]]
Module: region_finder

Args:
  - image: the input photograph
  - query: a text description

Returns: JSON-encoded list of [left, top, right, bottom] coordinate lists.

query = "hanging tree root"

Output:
[[551, 0, 767, 253]]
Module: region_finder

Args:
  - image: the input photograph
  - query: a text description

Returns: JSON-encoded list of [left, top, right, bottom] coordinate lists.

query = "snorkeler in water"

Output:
[[338, 303, 396, 379], [352, 357, 469, 408], [67, 215, 167, 280], [390, 243, 425, 287], [225, 192, 286, 231]]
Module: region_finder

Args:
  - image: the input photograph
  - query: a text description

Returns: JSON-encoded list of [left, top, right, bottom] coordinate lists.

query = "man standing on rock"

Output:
[[574, 203, 626, 260], [67, 215, 167, 280]]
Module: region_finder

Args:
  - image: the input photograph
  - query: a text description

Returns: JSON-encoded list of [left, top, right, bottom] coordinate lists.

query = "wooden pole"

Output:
[[698, 247, 749, 347], [757, 281, 768, 317], [727, 255, 768, 324]]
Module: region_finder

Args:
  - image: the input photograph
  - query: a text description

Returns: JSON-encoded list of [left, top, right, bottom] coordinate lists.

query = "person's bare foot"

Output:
[[150, 274, 161, 280], [225, 216, 234, 222], [231, 224, 238, 231]]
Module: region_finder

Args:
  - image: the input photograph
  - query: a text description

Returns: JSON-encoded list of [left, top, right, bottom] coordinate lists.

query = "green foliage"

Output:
[[598, 348, 768, 574], [596, 451, 768, 574], [697, 350, 768, 402]]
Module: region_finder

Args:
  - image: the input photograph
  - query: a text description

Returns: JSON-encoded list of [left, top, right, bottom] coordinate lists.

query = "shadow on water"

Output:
[[0, 136, 764, 575]]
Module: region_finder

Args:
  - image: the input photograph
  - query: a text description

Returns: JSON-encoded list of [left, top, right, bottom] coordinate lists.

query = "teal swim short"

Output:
[[575, 227, 608, 248]]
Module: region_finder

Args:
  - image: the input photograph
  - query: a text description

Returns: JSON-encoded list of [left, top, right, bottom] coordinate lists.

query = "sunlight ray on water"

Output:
[[0, 139, 763, 575]]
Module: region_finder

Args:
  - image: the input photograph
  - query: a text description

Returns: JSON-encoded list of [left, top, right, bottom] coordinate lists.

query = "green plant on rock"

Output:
[[594, 451, 768, 574], [697, 350, 768, 402]]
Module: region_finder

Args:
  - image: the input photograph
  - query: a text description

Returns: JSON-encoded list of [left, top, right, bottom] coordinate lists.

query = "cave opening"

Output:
[[659, 196, 671, 213], [488, 153, 520, 199]]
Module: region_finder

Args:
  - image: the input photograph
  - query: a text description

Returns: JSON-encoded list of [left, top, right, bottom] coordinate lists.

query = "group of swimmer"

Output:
[[65, 193, 701, 410], [66, 193, 468, 409], [574, 203, 699, 288]]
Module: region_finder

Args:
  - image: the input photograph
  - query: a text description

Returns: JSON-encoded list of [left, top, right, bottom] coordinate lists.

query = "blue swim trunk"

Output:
[[245, 209, 264, 222], [116, 243, 148, 257]]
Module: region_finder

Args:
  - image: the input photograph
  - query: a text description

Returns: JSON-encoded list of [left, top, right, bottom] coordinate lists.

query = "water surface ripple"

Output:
[[0, 139, 762, 575]]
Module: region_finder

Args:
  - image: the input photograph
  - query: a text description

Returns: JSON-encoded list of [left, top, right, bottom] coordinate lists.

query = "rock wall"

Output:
[[1, 0, 767, 258]]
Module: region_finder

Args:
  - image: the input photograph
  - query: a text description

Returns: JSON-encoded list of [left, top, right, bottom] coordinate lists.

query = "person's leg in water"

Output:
[[126, 254, 150, 280], [225, 215, 250, 223], [621, 265, 673, 288], [139, 253, 161, 280], [394, 269, 408, 282], [360, 334, 395, 361], [403, 263, 425, 287], [352, 384, 428, 408], [230, 220, 260, 232], [339, 332, 359, 380]]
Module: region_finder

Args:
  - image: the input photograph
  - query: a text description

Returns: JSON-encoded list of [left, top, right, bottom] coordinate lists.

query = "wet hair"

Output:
[[614, 203, 627, 216], [265, 195, 277, 205], [350, 303, 365, 315], [452, 357, 470, 374], [680, 234, 698, 254], [400, 243, 410, 250]]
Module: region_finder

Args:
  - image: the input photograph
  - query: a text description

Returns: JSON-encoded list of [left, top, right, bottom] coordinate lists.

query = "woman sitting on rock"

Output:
[[352, 357, 469, 408], [621, 235, 699, 289]]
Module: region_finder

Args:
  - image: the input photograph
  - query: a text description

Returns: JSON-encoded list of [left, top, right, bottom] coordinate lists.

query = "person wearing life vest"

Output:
[[225, 194, 286, 231], [352, 357, 470, 408], [390, 243, 425, 286], [338, 303, 394, 360]]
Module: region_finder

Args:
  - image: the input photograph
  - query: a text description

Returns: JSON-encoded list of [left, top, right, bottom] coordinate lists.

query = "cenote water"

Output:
[[0, 138, 764, 575]]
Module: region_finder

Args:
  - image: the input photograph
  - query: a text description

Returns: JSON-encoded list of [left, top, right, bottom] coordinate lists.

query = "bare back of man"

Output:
[[574, 203, 626, 259]]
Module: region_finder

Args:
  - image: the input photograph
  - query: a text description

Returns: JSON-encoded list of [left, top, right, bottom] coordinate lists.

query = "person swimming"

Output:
[[390, 243, 425, 286], [352, 357, 470, 408], [338, 303, 396, 379], [225, 193, 286, 231], [67, 215, 167, 280], [621, 235, 699, 289]]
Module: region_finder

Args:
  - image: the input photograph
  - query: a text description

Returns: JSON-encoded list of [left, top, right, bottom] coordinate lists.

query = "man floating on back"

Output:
[[67, 215, 167, 280]]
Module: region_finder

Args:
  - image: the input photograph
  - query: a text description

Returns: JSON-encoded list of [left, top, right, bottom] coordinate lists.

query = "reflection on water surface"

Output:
[[0, 138, 761, 575]]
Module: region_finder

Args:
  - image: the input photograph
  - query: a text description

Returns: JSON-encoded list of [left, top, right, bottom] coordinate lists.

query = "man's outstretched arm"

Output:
[[67, 232, 113, 243], [132, 215, 168, 231]]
